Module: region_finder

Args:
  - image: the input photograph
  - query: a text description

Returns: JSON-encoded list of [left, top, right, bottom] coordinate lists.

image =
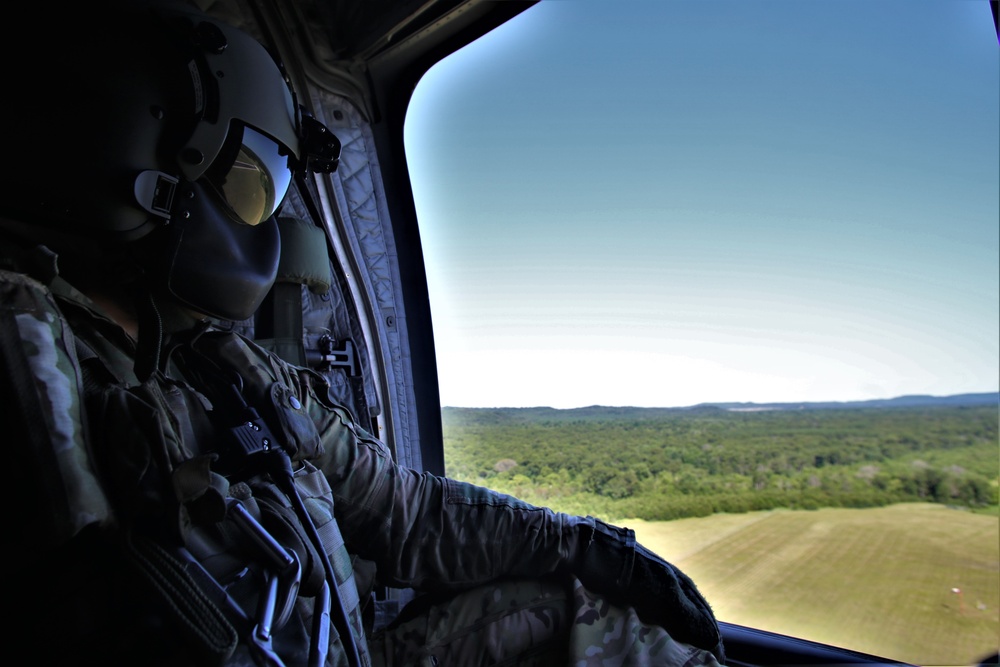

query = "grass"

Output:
[[626, 503, 999, 667]]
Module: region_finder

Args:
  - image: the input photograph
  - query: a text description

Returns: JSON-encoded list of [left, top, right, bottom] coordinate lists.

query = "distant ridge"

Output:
[[443, 392, 998, 413], [693, 392, 999, 411]]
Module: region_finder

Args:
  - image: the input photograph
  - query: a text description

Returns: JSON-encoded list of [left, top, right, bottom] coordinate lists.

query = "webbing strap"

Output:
[[255, 281, 306, 366], [124, 530, 240, 664]]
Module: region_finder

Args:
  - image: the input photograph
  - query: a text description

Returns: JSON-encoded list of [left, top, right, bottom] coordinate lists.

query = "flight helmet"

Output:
[[0, 1, 339, 321]]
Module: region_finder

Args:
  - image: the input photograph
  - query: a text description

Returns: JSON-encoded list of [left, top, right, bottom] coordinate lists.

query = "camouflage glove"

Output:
[[572, 517, 725, 663]]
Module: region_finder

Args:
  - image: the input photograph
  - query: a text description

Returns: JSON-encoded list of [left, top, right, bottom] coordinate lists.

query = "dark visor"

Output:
[[208, 127, 293, 226]]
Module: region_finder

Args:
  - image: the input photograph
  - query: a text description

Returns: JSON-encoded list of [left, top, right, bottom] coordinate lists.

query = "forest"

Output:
[[441, 404, 999, 521]]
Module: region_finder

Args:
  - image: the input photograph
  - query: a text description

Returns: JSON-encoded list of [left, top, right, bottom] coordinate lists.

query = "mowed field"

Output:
[[628, 503, 999, 667]]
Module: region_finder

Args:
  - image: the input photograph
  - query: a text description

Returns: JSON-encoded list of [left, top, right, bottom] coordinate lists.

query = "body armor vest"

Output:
[[76, 326, 370, 667]]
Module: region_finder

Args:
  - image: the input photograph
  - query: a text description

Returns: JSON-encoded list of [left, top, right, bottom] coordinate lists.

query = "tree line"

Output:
[[441, 404, 999, 520]]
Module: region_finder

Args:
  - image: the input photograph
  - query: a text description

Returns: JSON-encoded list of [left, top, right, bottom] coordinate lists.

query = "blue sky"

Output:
[[404, 0, 999, 409]]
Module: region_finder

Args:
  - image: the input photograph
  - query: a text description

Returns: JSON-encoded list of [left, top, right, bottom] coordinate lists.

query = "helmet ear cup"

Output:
[[1, 5, 187, 238], [155, 182, 280, 321]]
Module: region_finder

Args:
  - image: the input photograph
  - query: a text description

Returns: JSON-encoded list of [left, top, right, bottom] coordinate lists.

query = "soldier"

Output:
[[0, 2, 725, 665]]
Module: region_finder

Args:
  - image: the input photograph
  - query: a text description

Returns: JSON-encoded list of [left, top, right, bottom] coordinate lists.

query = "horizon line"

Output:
[[440, 390, 1000, 411]]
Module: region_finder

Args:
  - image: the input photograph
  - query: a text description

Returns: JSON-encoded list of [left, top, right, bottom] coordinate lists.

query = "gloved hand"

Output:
[[572, 517, 725, 663]]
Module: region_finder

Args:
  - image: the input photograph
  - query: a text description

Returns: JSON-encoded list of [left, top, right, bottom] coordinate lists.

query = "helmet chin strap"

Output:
[[133, 286, 164, 383], [131, 277, 218, 383]]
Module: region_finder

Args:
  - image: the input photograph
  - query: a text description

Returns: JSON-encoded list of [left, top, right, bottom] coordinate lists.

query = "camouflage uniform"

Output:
[[2, 240, 724, 666], [370, 576, 721, 667]]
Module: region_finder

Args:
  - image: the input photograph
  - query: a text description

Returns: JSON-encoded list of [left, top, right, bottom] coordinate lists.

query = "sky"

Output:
[[403, 0, 1000, 410]]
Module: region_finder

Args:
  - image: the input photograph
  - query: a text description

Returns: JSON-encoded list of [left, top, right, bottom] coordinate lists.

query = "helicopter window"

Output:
[[405, 1, 999, 665]]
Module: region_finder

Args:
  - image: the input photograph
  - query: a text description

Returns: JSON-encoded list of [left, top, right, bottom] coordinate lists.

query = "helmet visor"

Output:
[[210, 126, 293, 226]]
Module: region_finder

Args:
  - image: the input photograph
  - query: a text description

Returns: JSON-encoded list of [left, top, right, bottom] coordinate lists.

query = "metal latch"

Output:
[[307, 335, 358, 377]]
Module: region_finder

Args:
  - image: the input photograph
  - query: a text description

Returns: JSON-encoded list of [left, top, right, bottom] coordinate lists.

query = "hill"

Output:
[[443, 392, 998, 414], [695, 391, 999, 411]]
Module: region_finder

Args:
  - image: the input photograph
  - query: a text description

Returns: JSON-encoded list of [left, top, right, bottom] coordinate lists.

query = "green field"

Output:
[[627, 503, 999, 667], [441, 405, 999, 664]]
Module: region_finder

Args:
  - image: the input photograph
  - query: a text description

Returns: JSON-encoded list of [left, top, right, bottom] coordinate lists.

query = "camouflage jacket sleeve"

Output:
[[304, 386, 724, 660], [0, 267, 112, 546], [196, 329, 589, 590], [309, 400, 589, 591]]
